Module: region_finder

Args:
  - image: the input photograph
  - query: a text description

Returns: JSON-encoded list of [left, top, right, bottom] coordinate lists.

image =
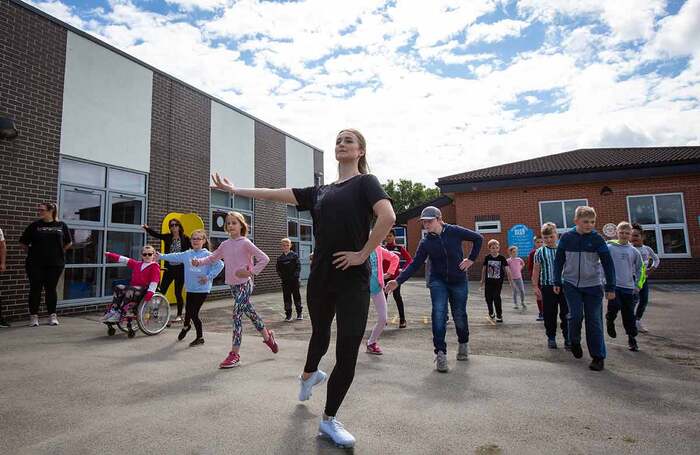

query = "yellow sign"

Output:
[[158, 213, 205, 306]]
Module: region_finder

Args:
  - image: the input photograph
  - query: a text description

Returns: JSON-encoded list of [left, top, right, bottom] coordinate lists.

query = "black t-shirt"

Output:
[[293, 174, 390, 292], [20, 220, 72, 266], [483, 254, 508, 284]]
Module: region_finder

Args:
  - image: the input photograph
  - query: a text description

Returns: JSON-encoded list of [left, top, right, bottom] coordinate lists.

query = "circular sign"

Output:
[[602, 223, 617, 238]]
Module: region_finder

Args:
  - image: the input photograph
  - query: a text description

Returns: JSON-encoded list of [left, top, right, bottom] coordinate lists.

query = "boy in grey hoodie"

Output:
[[605, 222, 643, 352]]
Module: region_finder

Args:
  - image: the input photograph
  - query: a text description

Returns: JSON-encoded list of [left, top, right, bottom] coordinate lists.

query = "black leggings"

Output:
[[27, 265, 64, 315], [385, 285, 406, 322], [282, 280, 302, 317], [185, 292, 208, 338], [541, 285, 569, 340], [304, 287, 369, 417], [485, 281, 503, 318], [160, 265, 185, 316]]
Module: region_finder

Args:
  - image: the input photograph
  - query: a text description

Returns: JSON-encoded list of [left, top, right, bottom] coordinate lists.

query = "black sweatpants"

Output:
[[159, 265, 185, 316], [185, 292, 208, 338], [484, 281, 503, 318], [27, 265, 64, 315], [304, 286, 369, 417], [385, 285, 406, 322], [541, 285, 569, 340], [281, 280, 302, 317], [607, 289, 638, 338]]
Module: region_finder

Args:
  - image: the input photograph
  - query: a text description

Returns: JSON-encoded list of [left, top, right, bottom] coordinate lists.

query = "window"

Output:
[[391, 226, 407, 247], [58, 158, 147, 305], [475, 220, 501, 233], [287, 205, 314, 280], [539, 199, 588, 231], [627, 193, 689, 258], [210, 189, 255, 288]]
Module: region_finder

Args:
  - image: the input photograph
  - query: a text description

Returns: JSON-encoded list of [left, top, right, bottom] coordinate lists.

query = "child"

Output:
[[192, 211, 277, 368], [630, 223, 660, 333], [276, 238, 302, 322], [481, 239, 512, 323], [156, 229, 224, 346], [532, 223, 569, 349], [507, 246, 526, 310], [366, 244, 399, 355], [383, 230, 413, 328], [528, 236, 545, 321], [605, 222, 643, 352], [102, 245, 161, 322], [554, 206, 616, 372]]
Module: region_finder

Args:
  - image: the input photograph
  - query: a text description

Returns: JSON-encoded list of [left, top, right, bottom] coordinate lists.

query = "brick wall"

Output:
[[253, 122, 287, 293], [0, 0, 67, 318]]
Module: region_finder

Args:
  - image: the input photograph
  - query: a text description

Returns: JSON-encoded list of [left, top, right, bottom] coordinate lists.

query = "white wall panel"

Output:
[[285, 137, 314, 188], [60, 32, 153, 172], [210, 102, 255, 188]]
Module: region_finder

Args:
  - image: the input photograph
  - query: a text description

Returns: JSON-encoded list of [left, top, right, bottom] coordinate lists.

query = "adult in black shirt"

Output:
[[142, 219, 191, 321], [19, 202, 72, 326], [211, 129, 395, 448]]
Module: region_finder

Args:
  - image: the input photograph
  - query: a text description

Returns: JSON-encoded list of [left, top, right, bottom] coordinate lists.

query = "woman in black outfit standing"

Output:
[[20, 202, 73, 327], [211, 129, 395, 448], [142, 219, 190, 322]]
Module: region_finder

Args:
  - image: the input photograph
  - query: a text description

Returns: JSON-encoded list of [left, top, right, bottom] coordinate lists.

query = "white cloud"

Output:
[[465, 19, 530, 45], [646, 0, 700, 59]]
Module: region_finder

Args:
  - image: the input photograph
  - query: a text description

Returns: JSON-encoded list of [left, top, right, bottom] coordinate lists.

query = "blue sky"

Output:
[[30, 0, 700, 185]]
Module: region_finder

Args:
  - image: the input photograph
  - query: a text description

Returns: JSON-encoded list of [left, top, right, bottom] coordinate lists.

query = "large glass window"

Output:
[[58, 158, 147, 305], [628, 193, 689, 258], [210, 190, 254, 289], [539, 199, 588, 231]]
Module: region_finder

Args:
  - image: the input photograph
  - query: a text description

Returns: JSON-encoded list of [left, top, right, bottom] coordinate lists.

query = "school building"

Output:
[[398, 147, 700, 281], [0, 0, 322, 318]]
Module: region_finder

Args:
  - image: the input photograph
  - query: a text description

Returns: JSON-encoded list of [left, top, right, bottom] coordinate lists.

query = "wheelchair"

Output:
[[104, 289, 171, 338]]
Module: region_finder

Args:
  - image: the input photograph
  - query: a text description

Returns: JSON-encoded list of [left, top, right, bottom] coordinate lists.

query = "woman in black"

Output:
[[142, 219, 191, 322], [211, 129, 395, 448], [20, 202, 72, 327]]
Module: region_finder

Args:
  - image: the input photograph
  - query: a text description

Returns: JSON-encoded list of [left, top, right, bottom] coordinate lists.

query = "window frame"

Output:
[[626, 192, 690, 259], [475, 220, 502, 234], [538, 198, 589, 233], [210, 190, 255, 290]]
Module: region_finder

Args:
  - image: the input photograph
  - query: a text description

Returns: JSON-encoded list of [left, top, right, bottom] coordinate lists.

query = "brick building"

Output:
[[0, 0, 322, 318], [399, 147, 700, 281]]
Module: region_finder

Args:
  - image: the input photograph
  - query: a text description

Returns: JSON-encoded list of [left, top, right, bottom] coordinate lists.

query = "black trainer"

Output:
[[571, 343, 583, 359], [589, 357, 605, 371], [178, 325, 191, 341], [0, 318, 10, 328], [628, 337, 639, 352], [189, 337, 204, 347], [606, 318, 617, 338]]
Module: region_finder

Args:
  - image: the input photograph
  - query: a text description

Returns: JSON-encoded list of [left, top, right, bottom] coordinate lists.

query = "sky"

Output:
[[28, 0, 700, 186]]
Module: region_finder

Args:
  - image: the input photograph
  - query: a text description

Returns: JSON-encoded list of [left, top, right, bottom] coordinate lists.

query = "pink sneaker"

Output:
[[219, 351, 240, 369], [263, 330, 279, 354], [366, 342, 383, 355]]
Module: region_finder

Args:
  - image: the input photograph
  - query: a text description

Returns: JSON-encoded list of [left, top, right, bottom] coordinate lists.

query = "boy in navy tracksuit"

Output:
[[385, 206, 483, 373], [276, 238, 303, 321], [554, 206, 616, 372]]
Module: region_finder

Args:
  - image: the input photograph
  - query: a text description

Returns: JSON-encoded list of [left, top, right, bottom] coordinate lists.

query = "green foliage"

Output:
[[382, 179, 441, 214]]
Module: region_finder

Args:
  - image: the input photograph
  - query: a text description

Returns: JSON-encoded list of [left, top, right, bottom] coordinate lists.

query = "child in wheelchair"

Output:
[[102, 245, 161, 323]]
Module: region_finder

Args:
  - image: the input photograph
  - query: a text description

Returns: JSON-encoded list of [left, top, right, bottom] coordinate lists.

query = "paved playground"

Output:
[[1, 280, 699, 454]]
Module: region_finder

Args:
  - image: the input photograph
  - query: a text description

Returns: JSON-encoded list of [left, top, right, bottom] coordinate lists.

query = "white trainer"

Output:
[[29, 314, 39, 327], [298, 369, 327, 401], [48, 313, 59, 326], [457, 342, 469, 361], [102, 310, 120, 323], [318, 417, 355, 448], [636, 320, 648, 333]]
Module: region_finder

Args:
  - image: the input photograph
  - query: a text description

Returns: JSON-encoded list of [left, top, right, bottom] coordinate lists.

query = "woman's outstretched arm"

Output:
[[211, 173, 298, 205]]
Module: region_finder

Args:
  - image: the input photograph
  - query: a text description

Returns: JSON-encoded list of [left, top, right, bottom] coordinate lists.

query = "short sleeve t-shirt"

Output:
[[292, 174, 390, 292], [20, 220, 72, 266], [534, 246, 557, 286], [483, 254, 508, 284], [506, 257, 524, 280]]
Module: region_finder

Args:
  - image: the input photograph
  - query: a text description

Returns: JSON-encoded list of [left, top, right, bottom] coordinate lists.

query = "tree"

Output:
[[382, 179, 441, 214]]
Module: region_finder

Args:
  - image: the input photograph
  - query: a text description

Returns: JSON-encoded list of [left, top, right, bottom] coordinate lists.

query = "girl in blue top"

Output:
[[156, 229, 224, 346]]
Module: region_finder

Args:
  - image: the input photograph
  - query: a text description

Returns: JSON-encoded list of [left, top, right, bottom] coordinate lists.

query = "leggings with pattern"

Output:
[[230, 281, 265, 348]]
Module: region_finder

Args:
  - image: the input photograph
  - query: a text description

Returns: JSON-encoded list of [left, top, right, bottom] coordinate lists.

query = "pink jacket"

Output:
[[375, 245, 399, 290], [198, 236, 269, 286], [105, 252, 161, 300]]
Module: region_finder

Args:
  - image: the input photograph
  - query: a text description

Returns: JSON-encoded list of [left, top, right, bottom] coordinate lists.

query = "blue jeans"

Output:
[[563, 283, 606, 359], [428, 279, 469, 354], [634, 282, 650, 320]]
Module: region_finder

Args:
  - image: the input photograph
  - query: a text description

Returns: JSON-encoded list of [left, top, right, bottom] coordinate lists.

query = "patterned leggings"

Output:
[[230, 281, 265, 348], [108, 285, 144, 314]]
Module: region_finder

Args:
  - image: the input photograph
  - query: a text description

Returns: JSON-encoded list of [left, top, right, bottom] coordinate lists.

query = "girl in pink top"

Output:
[[507, 246, 527, 310], [366, 245, 399, 355], [192, 211, 278, 368]]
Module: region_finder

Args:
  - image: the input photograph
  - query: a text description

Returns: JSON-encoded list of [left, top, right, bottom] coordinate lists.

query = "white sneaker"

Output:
[[318, 417, 356, 448], [29, 314, 39, 327], [298, 369, 327, 401], [457, 343, 469, 361], [48, 313, 59, 326], [102, 310, 120, 323], [636, 320, 648, 333]]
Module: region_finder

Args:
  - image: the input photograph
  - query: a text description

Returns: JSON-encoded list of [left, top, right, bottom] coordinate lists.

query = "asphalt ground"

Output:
[[1, 279, 698, 454]]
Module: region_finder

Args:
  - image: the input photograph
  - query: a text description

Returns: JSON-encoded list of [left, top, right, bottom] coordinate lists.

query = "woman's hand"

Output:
[[384, 280, 398, 293], [212, 173, 236, 194], [332, 251, 367, 270], [141, 224, 148, 230], [235, 268, 252, 278], [459, 259, 474, 271], [383, 273, 392, 281]]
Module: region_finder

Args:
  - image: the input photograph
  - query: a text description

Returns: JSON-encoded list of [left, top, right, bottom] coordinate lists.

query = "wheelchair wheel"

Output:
[[136, 293, 170, 336]]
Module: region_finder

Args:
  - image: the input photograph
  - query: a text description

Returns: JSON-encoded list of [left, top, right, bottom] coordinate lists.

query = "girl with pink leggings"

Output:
[[366, 245, 399, 355]]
